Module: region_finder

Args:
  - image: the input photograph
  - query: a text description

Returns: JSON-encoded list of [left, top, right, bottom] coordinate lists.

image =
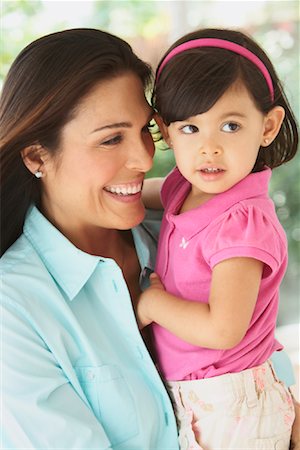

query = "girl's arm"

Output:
[[137, 257, 263, 350], [142, 177, 164, 210]]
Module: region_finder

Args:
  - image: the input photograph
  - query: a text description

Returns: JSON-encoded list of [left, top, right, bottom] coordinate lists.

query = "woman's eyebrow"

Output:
[[91, 122, 132, 134], [90, 111, 154, 134]]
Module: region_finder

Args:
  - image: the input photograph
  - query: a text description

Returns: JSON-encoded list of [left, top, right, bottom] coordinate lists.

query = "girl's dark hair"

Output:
[[0, 28, 152, 256], [153, 28, 298, 172]]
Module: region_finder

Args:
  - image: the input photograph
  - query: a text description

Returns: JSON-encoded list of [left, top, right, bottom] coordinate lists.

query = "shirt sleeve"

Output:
[[203, 203, 287, 273], [1, 301, 112, 449]]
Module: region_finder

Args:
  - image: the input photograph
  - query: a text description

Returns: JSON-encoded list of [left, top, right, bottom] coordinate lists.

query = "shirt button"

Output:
[[86, 370, 96, 381], [164, 411, 169, 425]]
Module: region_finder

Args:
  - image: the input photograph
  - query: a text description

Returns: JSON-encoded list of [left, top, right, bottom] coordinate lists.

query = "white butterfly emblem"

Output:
[[179, 237, 189, 249]]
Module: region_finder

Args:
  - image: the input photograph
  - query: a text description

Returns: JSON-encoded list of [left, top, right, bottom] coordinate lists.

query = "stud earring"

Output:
[[34, 170, 44, 178], [264, 138, 269, 145]]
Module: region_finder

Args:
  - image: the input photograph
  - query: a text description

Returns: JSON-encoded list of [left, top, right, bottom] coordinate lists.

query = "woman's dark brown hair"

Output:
[[0, 28, 152, 256], [152, 28, 298, 172]]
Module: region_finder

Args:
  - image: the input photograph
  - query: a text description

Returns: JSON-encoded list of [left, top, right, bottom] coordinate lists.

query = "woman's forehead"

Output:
[[61, 74, 153, 137]]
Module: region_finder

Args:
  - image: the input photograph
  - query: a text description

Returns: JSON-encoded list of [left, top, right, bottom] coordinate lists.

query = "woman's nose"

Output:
[[126, 135, 154, 173]]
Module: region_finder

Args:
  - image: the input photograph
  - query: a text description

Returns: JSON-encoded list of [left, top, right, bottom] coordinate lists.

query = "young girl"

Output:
[[138, 28, 299, 449]]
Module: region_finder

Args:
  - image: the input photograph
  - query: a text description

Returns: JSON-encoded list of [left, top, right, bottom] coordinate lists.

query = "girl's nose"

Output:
[[200, 141, 223, 156]]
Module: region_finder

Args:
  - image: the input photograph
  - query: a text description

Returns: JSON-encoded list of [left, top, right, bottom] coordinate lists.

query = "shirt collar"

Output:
[[24, 206, 159, 300], [166, 168, 272, 238], [24, 206, 104, 300]]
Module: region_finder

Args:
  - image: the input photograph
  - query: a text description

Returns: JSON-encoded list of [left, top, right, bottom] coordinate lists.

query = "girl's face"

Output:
[[164, 82, 281, 205], [40, 73, 155, 239]]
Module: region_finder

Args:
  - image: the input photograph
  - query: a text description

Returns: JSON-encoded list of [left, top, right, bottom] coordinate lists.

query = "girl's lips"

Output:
[[197, 167, 225, 181], [198, 164, 225, 173]]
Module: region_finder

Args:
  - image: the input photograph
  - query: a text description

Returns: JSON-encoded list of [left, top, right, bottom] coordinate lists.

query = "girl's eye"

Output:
[[222, 122, 240, 132], [101, 134, 123, 146], [181, 124, 199, 134]]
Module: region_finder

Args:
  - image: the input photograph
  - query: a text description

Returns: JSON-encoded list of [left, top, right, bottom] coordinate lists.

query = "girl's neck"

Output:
[[180, 189, 216, 214]]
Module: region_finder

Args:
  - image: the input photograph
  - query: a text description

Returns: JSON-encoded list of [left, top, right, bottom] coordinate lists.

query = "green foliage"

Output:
[[88, 0, 159, 37], [0, 0, 43, 81]]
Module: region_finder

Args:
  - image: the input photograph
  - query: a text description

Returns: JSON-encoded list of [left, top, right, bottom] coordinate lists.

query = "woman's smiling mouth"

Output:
[[103, 181, 143, 197]]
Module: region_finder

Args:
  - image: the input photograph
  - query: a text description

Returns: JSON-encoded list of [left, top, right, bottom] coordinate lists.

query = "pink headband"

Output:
[[156, 38, 274, 102]]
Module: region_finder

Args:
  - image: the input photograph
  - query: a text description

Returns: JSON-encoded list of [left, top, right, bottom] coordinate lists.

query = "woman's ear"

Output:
[[154, 113, 173, 148], [261, 106, 285, 147], [21, 144, 47, 176]]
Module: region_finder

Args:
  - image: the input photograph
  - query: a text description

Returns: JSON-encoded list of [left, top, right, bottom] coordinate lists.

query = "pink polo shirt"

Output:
[[152, 167, 286, 381]]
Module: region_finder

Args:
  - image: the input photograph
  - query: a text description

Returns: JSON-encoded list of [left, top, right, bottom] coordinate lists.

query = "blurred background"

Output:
[[1, 1, 299, 330]]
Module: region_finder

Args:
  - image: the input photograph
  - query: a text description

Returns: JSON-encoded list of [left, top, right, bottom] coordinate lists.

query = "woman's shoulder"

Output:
[[1, 234, 34, 273], [0, 234, 39, 270], [1, 234, 49, 308]]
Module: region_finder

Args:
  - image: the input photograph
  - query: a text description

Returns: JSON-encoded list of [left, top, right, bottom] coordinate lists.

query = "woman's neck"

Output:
[[71, 227, 131, 261]]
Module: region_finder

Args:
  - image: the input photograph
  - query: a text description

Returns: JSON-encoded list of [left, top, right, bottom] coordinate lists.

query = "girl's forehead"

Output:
[[169, 83, 260, 124], [208, 82, 258, 110], [223, 80, 249, 96]]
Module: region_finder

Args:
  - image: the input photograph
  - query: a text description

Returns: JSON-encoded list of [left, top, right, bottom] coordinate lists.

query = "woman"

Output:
[[1, 28, 298, 450], [0, 28, 179, 449]]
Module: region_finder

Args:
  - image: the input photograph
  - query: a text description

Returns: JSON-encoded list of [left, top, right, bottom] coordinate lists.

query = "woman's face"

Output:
[[41, 73, 155, 239]]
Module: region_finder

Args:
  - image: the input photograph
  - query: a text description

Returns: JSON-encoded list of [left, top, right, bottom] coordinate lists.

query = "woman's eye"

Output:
[[101, 135, 123, 146], [181, 125, 199, 134], [222, 122, 240, 132]]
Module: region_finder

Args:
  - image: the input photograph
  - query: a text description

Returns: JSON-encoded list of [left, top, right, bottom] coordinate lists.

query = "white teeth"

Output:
[[105, 182, 142, 195], [203, 168, 221, 173]]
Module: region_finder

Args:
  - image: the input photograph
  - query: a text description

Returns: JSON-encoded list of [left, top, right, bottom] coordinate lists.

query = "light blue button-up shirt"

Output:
[[1, 206, 179, 449]]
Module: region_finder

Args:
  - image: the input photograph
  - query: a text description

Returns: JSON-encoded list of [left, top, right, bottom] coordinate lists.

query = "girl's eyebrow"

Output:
[[220, 112, 247, 119], [91, 111, 154, 134]]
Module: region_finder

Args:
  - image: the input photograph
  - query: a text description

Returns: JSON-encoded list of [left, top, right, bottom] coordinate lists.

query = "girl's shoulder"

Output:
[[203, 200, 287, 271], [161, 167, 188, 207], [209, 197, 284, 237]]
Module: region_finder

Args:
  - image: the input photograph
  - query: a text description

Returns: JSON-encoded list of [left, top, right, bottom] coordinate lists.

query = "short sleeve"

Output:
[[203, 203, 287, 274]]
